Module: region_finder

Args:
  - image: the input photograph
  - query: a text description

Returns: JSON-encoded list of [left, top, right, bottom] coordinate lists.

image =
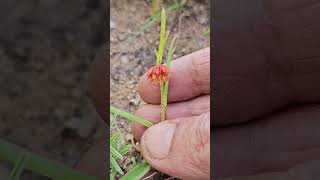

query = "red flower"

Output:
[[146, 65, 170, 83]]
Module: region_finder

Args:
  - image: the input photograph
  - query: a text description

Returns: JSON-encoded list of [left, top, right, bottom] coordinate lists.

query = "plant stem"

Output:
[[160, 81, 166, 121], [160, 37, 176, 121], [110, 106, 154, 127], [121, 162, 151, 180], [0, 139, 97, 180]]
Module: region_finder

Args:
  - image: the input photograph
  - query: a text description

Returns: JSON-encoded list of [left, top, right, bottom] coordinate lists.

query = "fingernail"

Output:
[[143, 122, 176, 159]]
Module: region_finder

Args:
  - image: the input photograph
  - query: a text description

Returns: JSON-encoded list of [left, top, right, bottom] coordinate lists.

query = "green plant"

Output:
[[0, 139, 97, 180], [110, 7, 176, 179], [110, 107, 153, 180], [146, 8, 176, 121]]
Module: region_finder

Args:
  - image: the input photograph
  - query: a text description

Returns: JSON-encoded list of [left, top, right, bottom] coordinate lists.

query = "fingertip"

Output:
[[137, 74, 161, 104]]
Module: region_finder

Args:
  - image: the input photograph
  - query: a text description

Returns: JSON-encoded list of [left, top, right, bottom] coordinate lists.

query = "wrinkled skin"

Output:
[[77, 0, 320, 179]]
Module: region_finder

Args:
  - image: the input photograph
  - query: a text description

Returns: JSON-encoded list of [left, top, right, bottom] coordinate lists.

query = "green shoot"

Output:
[[111, 156, 124, 175], [121, 162, 152, 180], [110, 112, 133, 178], [110, 113, 118, 128], [160, 37, 176, 121], [153, 8, 177, 121], [110, 131, 121, 145], [110, 170, 117, 180], [119, 145, 133, 156], [110, 108, 152, 179], [111, 145, 123, 160], [110, 106, 154, 127], [156, 8, 168, 65], [9, 153, 26, 180]]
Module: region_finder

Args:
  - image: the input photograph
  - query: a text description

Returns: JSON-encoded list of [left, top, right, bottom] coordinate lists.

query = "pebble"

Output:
[[121, 55, 129, 64], [110, 20, 116, 29], [116, 33, 127, 41], [129, 98, 140, 106]]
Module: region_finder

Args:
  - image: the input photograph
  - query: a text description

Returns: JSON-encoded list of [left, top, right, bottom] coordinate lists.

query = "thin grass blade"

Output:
[[111, 156, 124, 175], [110, 170, 117, 180], [121, 162, 151, 180], [110, 113, 118, 128], [110, 106, 153, 127], [120, 144, 132, 156], [166, 36, 176, 68], [111, 145, 123, 160], [110, 131, 121, 145]]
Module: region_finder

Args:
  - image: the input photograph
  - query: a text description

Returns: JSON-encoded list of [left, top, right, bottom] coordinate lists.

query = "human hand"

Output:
[[133, 47, 210, 180]]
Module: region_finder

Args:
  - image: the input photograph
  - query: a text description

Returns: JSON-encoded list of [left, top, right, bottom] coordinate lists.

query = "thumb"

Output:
[[140, 112, 210, 180]]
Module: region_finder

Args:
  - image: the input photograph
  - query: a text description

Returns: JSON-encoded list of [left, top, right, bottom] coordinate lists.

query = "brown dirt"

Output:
[[110, 0, 210, 179], [0, 0, 106, 179]]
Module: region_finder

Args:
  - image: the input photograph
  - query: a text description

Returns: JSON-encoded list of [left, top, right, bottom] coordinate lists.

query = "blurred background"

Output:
[[0, 0, 106, 179]]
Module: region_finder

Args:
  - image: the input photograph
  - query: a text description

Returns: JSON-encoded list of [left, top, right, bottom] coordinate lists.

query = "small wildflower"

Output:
[[146, 65, 170, 83]]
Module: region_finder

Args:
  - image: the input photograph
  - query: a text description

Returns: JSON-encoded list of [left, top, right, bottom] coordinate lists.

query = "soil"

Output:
[[110, 0, 209, 179], [0, 0, 107, 179]]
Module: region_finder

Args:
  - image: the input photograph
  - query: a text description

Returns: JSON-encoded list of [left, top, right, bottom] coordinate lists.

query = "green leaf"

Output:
[[110, 131, 121, 145], [9, 153, 26, 180], [110, 106, 154, 127], [110, 113, 118, 128], [166, 36, 176, 68], [111, 156, 124, 175], [121, 162, 151, 180], [110, 170, 117, 180], [154, 49, 160, 62], [156, 8, 167, 65], [120, 144, 132, 156], [111, 145, 123, 160], [160, 8, 166, 44]]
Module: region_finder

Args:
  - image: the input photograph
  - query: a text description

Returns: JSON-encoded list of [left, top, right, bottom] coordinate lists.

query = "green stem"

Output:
[[110, 106, 154, 127], [0, 139, 97, 180], [121, 162, 151, 180], [160, 81, 166, 121], [160, 37, 176, 121]]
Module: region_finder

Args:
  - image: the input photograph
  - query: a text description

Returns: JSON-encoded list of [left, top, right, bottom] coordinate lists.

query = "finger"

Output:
[[213, 105, 320, 178], [138, 47, 210, 104], [140, 112, 210, 180], [88, 44, 108, 122], [133, 95, 210, 140]]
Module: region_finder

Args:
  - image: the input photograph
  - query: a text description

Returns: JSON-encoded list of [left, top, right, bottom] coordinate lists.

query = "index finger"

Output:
[[138, 47, 210, 104]]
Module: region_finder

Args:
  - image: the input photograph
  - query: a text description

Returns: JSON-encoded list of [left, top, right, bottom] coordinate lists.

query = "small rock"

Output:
[[110, 20, 116, 29], [116, 33, 127, 41], [199, 15, 208, 24], [121, 55, 128, 64], [126, 133, 133, 141], [129, 98, 140, 106]]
